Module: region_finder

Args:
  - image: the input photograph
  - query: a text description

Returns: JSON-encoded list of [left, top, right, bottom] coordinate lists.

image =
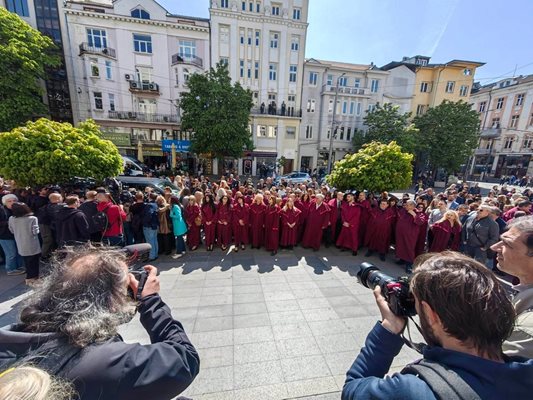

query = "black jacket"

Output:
[[0, 295, 200, 400], [37, 202, 64, 229], [55, 207, 90, 247], [78, 200, 99, 234], [0, 205, 14, 240]]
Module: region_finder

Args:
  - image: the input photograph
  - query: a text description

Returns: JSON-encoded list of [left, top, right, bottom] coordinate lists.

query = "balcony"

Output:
[[108, 111, 179, 123], [474, 148, 491, 155], [480, 127, 501, 139], [171, 53, 203, 69], [79, 42, 116, 58], [251, 107, 302, 118], [322, 84, 367, 95], [129, 81, 160, 94]]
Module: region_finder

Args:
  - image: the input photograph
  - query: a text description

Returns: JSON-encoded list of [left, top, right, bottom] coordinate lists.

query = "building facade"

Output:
[[469, 75, 533, 178], [298, 59, 389, 173], [210, 0, 309, 176]]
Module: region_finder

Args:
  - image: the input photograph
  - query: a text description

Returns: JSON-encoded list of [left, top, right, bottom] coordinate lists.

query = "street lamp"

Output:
[[327, 73, 345, 174]]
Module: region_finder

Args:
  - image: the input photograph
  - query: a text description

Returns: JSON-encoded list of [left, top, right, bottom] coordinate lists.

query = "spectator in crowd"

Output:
[[462, 205, 500, 265], [156, 196, 173, 256], [37, 192, 64, 259], [395, 200, 425, 273], [129, 192, 146, 244], [169, 196, 187, 259], [503, 200, 532, 222], [96, 192, 126, 247], [0, 194, 25, 276], [142, 193, 159, 261], [78, 190, 101, 242], [56, 195, 90, 247]]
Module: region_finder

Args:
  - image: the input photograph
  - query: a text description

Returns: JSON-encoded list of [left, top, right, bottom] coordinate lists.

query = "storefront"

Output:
[[495, 154, 531, 178]]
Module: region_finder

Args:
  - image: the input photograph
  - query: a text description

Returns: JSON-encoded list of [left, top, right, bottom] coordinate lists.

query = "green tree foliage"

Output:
[[414, 100, 480, 174], [180, 63, 253, 160], [352, 103, 419, 154], [0, 8, 60, 131], [0, 118, 123, 186], [328, 141, 413, 192]]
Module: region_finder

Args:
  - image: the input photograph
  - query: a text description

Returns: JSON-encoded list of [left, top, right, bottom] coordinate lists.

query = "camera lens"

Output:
[[358, 263, 394, 289]]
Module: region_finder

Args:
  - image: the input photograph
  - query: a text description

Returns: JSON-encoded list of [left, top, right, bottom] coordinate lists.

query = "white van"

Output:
[[121, 155, 146, 176]]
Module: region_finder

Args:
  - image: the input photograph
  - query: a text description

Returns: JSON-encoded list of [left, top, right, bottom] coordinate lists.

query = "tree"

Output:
[[327, 141, 413, 192], [414, 100, 480, 176], [0, 118, 123, 186], [352, 103, 419, 154], [0, 8, 60, 131], [180, 63, 253, 162]]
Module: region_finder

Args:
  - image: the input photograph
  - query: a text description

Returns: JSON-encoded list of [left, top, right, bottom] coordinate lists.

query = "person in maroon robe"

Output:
[[232, 192, 249, 251], [364, 198, 396, 261], [201, 193, 217, 251], [264, 196, 281, 255], [301, 194, 330, 251], [249, 194, 266, 248], [429, 210, 462, 252], [327, 191, 344, 246], [244, 189, 253, 205], [184, 196, 201, 251], [415, 203, 429, 257], [280, 198, 301, 248], [357, 191, 371, 249], [216, 194, 232, 250], [336, 193, 362, 255], [395, 200, 425, 273], [294, 192, 310, 243]]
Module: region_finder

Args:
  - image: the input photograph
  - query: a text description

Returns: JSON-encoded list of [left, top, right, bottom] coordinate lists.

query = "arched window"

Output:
[[131, 8, 150, 19]]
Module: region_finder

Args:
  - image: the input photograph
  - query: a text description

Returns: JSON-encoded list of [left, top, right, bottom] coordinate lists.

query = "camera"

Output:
[[123, 244, 151, 299], [358, 262, 416, 317]]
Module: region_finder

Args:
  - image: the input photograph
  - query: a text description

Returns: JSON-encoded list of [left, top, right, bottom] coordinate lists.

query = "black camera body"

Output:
[[358, 262, 416, 317], [123, 244, 151, 299]]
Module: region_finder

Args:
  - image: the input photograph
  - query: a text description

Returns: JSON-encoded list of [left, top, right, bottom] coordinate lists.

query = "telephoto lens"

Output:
[[357, 262, 416, 317]]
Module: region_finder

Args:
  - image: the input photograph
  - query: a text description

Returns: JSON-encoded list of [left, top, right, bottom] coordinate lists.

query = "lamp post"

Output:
[[327, 73, 345, 174]]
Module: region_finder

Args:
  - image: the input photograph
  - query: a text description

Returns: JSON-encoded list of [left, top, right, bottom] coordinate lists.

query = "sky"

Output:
[[158, 0, 533, 84]]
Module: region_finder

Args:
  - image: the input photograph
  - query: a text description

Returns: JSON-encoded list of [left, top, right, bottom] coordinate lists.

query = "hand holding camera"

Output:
[[129, 265, 160, 299], [373, 286, 407, 334]]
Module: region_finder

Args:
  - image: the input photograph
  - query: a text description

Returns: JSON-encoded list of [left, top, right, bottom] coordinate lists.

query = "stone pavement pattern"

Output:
[[0, 247, 421, 399]]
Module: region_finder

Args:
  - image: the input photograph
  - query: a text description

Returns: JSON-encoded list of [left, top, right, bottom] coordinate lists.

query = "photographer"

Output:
[[0, 247, 200, 400], [343, 252, 532, 400]]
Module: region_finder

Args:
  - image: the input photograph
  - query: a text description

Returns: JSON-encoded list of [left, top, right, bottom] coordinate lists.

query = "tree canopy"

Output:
[[0, 8, 60, 131], [0, 118, 123, 186], [327, 141, 413, 192], [414, 100, 480, 174], [180, 63, 253, 160], [352, 103, 419, 154]]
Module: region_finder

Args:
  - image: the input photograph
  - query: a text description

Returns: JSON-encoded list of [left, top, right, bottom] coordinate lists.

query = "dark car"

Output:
[[115, 177, 180, 195]]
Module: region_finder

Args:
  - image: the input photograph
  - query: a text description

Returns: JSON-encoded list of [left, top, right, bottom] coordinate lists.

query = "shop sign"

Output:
[[162, 139, 191, 152]]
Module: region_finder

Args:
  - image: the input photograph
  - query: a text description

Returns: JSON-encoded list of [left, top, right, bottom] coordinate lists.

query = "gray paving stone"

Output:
[[233, 276, 261, 286], [197, 304, 234, 318], [281, 354, 331, 382], [333, 305, 370, 319], [288, 281, 320, 290], [169, 306, 198, 320], [323, 351, 357, 375], [194, 315, 233, 332], [285, 376, 339, 399], [266, 299, 300, 313], [186, 365, 234, 395], [292, 288, 325, 299], [315, 279, 345, 289], [198, 345, 234, 369], [205, 278, 233, 287], [233, 360, 284, 389], [232, 284, 263, 295], [269, 309, 306, 325], [233, 301, 268, 316], [264, 290, 296, 301], [233, 383, 289, 400], [303, 307, 340, 322], [233, 292, 265, 304], [234, 326, 274, 344], [316, 333, 359, 354], [234, 340, 279, 364], [199, 294, 233, 307], [174, 280, 204, 289], [326, 295, 359, 308], [233, 312, 271, 329], [261, 282, 292, 292], [308, 319, 350, 336], [165, 295, 201, 307], [189, 329, 234, 349], [271, 321, 313, 340], [319, 286, 352, 297], [202, 286, 233, 296], [169, 287, 202, 298], [297, 297, 330, 310], [276, 336, 322, 358]]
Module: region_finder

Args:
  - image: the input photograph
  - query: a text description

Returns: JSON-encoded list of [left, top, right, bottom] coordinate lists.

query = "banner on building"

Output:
[[162, 139, 191, 152]]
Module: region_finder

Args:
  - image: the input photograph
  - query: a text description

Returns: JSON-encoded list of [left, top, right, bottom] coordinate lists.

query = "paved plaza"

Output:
[[0, 247, 422, 399]]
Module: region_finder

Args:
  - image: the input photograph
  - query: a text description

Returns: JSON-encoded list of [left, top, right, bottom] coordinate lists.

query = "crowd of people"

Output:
[[1, 175, 533, 284]]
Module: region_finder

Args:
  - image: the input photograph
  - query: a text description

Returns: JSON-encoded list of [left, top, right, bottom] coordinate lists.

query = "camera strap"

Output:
[[401, 317, 426, 355]]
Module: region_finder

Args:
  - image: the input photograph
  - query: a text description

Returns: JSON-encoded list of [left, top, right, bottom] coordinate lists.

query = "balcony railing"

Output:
[[251, 106, 302, 118], [322, 84, 367, 95], [171, 53, 203, 68], [480, 127, 502, 139], [129, 81, 160, 93], [79, 42, 116, 58], [474, 148, 491, 155], [108, 111, 179, 123]]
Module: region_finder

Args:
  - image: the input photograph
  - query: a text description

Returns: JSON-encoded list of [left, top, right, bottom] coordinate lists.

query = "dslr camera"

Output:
[[358, 262, 416, 317], [123, 244, 151, 299]]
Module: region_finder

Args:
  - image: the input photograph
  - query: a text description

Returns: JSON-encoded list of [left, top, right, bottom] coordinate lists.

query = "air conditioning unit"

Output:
[[129, 81, 139, 89], [125, 74, 132, 81], [102, 48, 109, 55], [163, 116, 169, 122], [148, 83, 158, 91], [127, 112, 135, 119]]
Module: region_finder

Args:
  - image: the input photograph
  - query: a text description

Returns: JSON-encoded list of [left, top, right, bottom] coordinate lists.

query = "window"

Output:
[[131, 8, 150, 19], [220, 25, 229, 42], [133, 34, 152, 53], [503, 137, 515, 150], [240, 60, 244, 78], [342, 101, 348, 114], [288, 95, 295, 103], [416, 104, 426, 115], [305, 125, 313, 139], [353, 78, 360, 88], [90, 59, 99, 77], [327, 74, 333, 86], [368, 104, 376, 113], [138, 99, 157, 114], [309, 72, 318, 86], [289, 65, 297, 83], [220, 57, 229, 67], [270, 32, 279, 48], [293, 8, 301, 20], [87, 28, 107, 48], [247, 61, 252, 78], [496, 97, 504, 109], [221, 0, 229, 8], [272, 3, 280, 15], [459, 85, 469, 97], [255, 30, 260, 46], [339, 76, 348, 87], [242, 1, 246, 11], [247, 29, 252, 45], [530, 113, 533, 126], [268, 93, 276, 102], [491, 117, 500, 128], [478, 101, 486, 113], [291, 36, 299, 51], [249, 1, 254, 11], [349, 101, 355, 114], [174, 68, 179, 85], [268, 126, 277, 137], [420, 82, 431, 92], [179, 40, 196, 58], [105, 61, 112, 80], [254, 62, 259, 79], [510, 115, 520, 128], [94, 92, 103, 110], [346, 127, 351, 141], [356, 102, 362, 116], [445, 81, 455, 93], [108, 93, 115, 111], [339, 127, 344, 140], [286, 127, 296, 138], [370, 79, 379, 93], [183, 68, 190, 83], [257, 125, 267, 137], [269, 64, 277, 80], [240, 29, 245, 44], [523, 137, 533, 149], [256, 1, 261, 12], [6, 0, 30, 17], [516, 94, 525, 106], [136, 66, 152, 83], [463, 68, 472, 76], [306, 99, 315, 112]]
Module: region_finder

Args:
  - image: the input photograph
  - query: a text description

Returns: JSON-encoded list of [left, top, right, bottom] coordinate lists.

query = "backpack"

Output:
[[92, 205, 110, 232], [402, 359, 481, 400]]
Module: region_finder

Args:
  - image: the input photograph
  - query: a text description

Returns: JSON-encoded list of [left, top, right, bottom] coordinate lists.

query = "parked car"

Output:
[[115, 176, 180, 195], [121, 156, 152, 176], [275, 172, 311, 185]]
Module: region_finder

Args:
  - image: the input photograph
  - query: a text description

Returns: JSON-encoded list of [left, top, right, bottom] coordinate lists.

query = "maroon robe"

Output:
[[216, 203, 232, 247], [429, 220, 462, 252], [249, 202, 266, 247], [415, 211, 429, 257], [264, 205, 281, 251], [280, 207, 301, 246], [336, 202, 362, 251], [364, 207, 396, 254], [358, 199, 371, 248], [184, 204, 201, 249], [201, 203, 217, 247], [395, 208, 425, 263], [294, 199, 310, 242], [244, 195, 253, 205], [301, 201, 330, 250], [232, 203, 249, 245]]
